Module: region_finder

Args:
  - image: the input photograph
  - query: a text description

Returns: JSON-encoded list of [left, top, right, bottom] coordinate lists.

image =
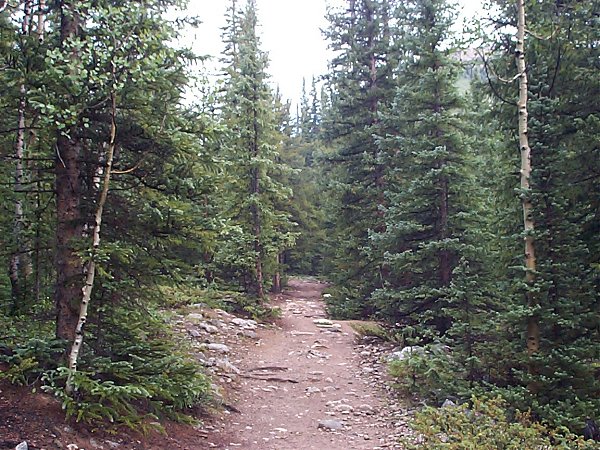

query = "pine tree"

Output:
[[481, 0, 600, 429], [322, 0, 399, 317], [218, 0, 296, 297], [370, 0, 475, 336]]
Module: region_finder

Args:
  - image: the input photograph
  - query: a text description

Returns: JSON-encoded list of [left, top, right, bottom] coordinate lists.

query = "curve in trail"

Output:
[[210, 278, 404, 450]]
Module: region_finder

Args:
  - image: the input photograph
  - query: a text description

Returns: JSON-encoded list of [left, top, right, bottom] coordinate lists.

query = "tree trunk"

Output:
[[251, 171, 264, 298], [66, 92, 117, 393], [272, 253, 282, 294], [516, 0, 539, 358], [434, 67, 451, 334], [9, 0, 34, 311], [251, 82, 264, 298], [37, 0, 45, 41], [55, 1, 83, 342]]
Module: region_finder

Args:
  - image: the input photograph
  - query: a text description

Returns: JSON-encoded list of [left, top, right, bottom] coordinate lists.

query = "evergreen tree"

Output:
[[0, 0, 217, 425], [370, 0, 477, 336], [322, 0, 399, 317], [218, 0, 296, 297], [280, 80, 328, 276], [475, 0, 600, 429]]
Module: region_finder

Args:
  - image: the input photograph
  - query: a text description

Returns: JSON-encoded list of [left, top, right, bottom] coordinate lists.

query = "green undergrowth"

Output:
[[159, 284, 228, 309], [221, 292, 282, 322], [160, 284, 281, 322], [349, 322, 394, 341], [0, 282, 289, 432], [388, 343, 466, 403], [405, 396, 597, 449], [389, 341, 600, 444], [0, 300, 213, 432], [322, 285, 367, 319]]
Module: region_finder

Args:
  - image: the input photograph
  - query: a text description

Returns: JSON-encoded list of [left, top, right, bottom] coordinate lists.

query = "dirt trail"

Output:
[[208, 278, 405, 450]]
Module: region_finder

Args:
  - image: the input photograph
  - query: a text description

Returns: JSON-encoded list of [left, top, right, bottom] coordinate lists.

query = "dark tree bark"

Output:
[[55, 0, 83, 342], [249, 77, 264, 298]]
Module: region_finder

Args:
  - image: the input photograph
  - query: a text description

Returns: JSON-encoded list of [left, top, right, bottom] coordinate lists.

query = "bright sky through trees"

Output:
[[185, 0, 483, 104]]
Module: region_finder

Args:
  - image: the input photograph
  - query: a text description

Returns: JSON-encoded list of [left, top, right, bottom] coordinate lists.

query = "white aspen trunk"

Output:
[[9, 1, 34, 305], [516, 0, 539, 357], [10, 86, 27, 299], [272, 253, 282, 294], [66, 92, 117, 393], [32, 0, 45, 302], [37, 0, 45, 41]]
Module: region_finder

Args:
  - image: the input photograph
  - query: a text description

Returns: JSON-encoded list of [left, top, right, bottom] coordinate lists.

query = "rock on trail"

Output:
[[203, 278, 409, 450]]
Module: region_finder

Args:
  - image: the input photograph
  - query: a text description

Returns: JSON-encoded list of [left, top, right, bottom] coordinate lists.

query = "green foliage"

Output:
[[40, 305, 212, 430], [406, 397, 597, 450], [320, 0, 401, 315], [0, 338, 66, 385], [223, 294, 281, 322], [349, 322, 391, 342], [43, 368, 157, 431], [324, 285, 371, 320], [0, 0, 597, 440], [389, 344, 467, 402], [216, 0, 297, 297], [0, 357, 39, 386], [159, 284, 226, 310]]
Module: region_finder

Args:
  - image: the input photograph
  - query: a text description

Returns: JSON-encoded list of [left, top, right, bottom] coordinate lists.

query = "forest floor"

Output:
[[0, 278, 414, 449]]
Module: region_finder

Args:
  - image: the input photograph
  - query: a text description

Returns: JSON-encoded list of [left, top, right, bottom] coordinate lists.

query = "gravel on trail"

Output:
[[200, 278, 414, 450]]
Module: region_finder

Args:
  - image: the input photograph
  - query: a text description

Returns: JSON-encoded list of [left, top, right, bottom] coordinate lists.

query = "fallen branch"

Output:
[[248, 366, 289, 372], [240, 374, 299, 383]]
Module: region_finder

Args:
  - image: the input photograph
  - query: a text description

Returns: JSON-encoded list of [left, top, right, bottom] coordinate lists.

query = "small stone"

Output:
[[273, 427, 288, 433], [306, 386, 321, 394], [442, 399, 456, 408], [89, 438, 103, 449], [204, 343, 230, 353], [240, 330, 258, 339], [313, 319, 334, 326], [357, 404, 375, 415], [387, 346, 425, 362], [318, 419, 344, 431], [188, 313, 204, 321], [200, 323, 219, 334], [215, 358, 240, 374], [232, 318, 258, 330], [188, 329, 201, 338], [334, 404, 354, 413], [15, 442, 28, 450]]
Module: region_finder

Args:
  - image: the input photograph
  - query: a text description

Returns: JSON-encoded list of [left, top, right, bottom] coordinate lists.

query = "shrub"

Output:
[[0, 338, 66, 385], [2, 304, 213, 432], [350, 322, 391, 341], [405, 396, 597, 449], [388, 343, 468, 403]]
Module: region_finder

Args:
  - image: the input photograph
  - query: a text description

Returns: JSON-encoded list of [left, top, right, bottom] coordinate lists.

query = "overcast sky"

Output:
[[182, 0, 482, 105]]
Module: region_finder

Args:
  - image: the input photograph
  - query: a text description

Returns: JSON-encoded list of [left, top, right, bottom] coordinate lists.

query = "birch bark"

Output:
[[9, 0, 34, 308], [516, 0, 540, 357], [66, 92, 117, 393]]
